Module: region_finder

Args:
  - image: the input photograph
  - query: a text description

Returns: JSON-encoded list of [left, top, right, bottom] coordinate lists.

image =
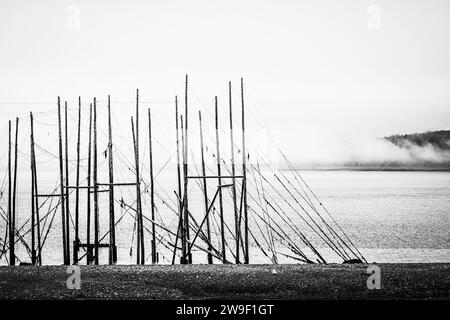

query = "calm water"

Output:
[[299, 170, 450, 263], [1, 170, 449, 265]]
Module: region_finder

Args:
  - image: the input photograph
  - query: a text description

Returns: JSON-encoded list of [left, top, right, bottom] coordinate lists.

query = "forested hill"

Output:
[[295, 130, 450, 170], [385, 130, 450, 151], [340, 130, 450, 170]]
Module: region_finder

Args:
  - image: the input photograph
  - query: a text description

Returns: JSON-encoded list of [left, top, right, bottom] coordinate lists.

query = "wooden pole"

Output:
[[93, 97, 99, 265], [199, 110, 213, 264], [148, 108, 157, 264], [74, 96, 81, 264], [107, 95, 117, 264], [137, 89, 145, 264], [30, 112, 42, 265], [214, 97, 227, 263], [173, 96, 185, 265], [180, 115, 187, 264], [57, 97, 68, 264], [135, 91, 139, 264], [228, 81, 239, 265], [7, 121, 13, 265], [241, 77, 249, 264], [12, 117, 19, 265], [64, 101, 71, 263], [86, 102, 93, 265], [180, 115, 189, 264], [131, 116, 144, 265], [183, 74, 191, 264], [30, 114, 36, 265], [137, 89, 144, 264]]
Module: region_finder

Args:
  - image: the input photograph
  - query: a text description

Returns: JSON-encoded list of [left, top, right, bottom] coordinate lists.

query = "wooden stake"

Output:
[[180, 115, 187, 264], [86, 102, 93, 265], [64, 101, 71, 263], [11, 117, 19, 266], [228, 81, 239, 264], [30, 112, 42, 265], [183, 74, 191, 264], [74, 96, 81, 264], [241, 78, 249, 264], [148, 108, 157, 264], [8, 120, 13, 265], [173, 96, 185, 265], [214, 97, 227, 263], [136, 89, 145, 264], [57, 97, 68, 264], [30, 114, 36, 264], [199, 110, 213, 264], [93, 97, 99, 265], [131, 116, 144, 265], [107, 95, 117, 264]]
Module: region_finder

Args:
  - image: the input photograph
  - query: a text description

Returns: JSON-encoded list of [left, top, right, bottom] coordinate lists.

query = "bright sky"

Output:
[[1, 0, 450, 164]]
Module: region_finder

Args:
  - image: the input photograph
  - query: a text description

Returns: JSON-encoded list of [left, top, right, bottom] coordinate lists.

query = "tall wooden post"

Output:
[[137, 89, 144, 264], [183, 75, 191, 264], [133, 117, 140, 264], [215, 97, 227, 263], [30, 119, 36, 265], [148, 108, 157, 264], [174, 97, 186, 264], [30, 112, 41, 265], [64, 101, 71, 263], [57, 97, 68, 264], [241, 78, 249, 264], [131, 115, 144, 265], [228, 81, 239, 265], [93, 97, 99, 265], [8, 121, 13, 265], [180, 115, 187, 264], [199, 110, 213, 264], [11, 117, 19, 266], [86, 102, 93, 265], [107, 95, 117, 264], [74, 96, 81, 264], [30, 114, 36, 265], [135, 89, 142, 264]]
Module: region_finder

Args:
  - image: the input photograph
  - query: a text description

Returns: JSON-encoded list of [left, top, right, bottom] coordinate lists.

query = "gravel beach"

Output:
[[0, 264, 449, 300]]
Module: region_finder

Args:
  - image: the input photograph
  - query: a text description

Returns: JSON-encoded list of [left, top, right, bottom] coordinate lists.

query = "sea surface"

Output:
[[1, 170, 449, 265]]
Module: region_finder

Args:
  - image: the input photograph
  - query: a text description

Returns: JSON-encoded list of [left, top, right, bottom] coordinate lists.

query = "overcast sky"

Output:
[[1, 0, 449, 165]]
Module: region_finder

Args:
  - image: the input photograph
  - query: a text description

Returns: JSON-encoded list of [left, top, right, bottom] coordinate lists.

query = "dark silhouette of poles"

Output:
[[93, 97, 99, 265], [228, 81, 239, 264], [8, 120, 14, 265], [57, 97, 68, 265], [172, 96, 184, 264], [198, 110, 213, 264], [74, 96, 81, 264], [132, 90, 144, 264], [148, 108, 157, 264], [148, 108, 158, 263], [30, 112, 41, 265], [64, 101, 71, 263], [11, 117, 19, 266], [183, 74, 191, 264], [30, 116, 36, 265], [214, 97, 227, 263], [240, 78, 249, 264], [107, 95, 117, 264], [86, 102, 93, 265], [180, 115, 187, 264]]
